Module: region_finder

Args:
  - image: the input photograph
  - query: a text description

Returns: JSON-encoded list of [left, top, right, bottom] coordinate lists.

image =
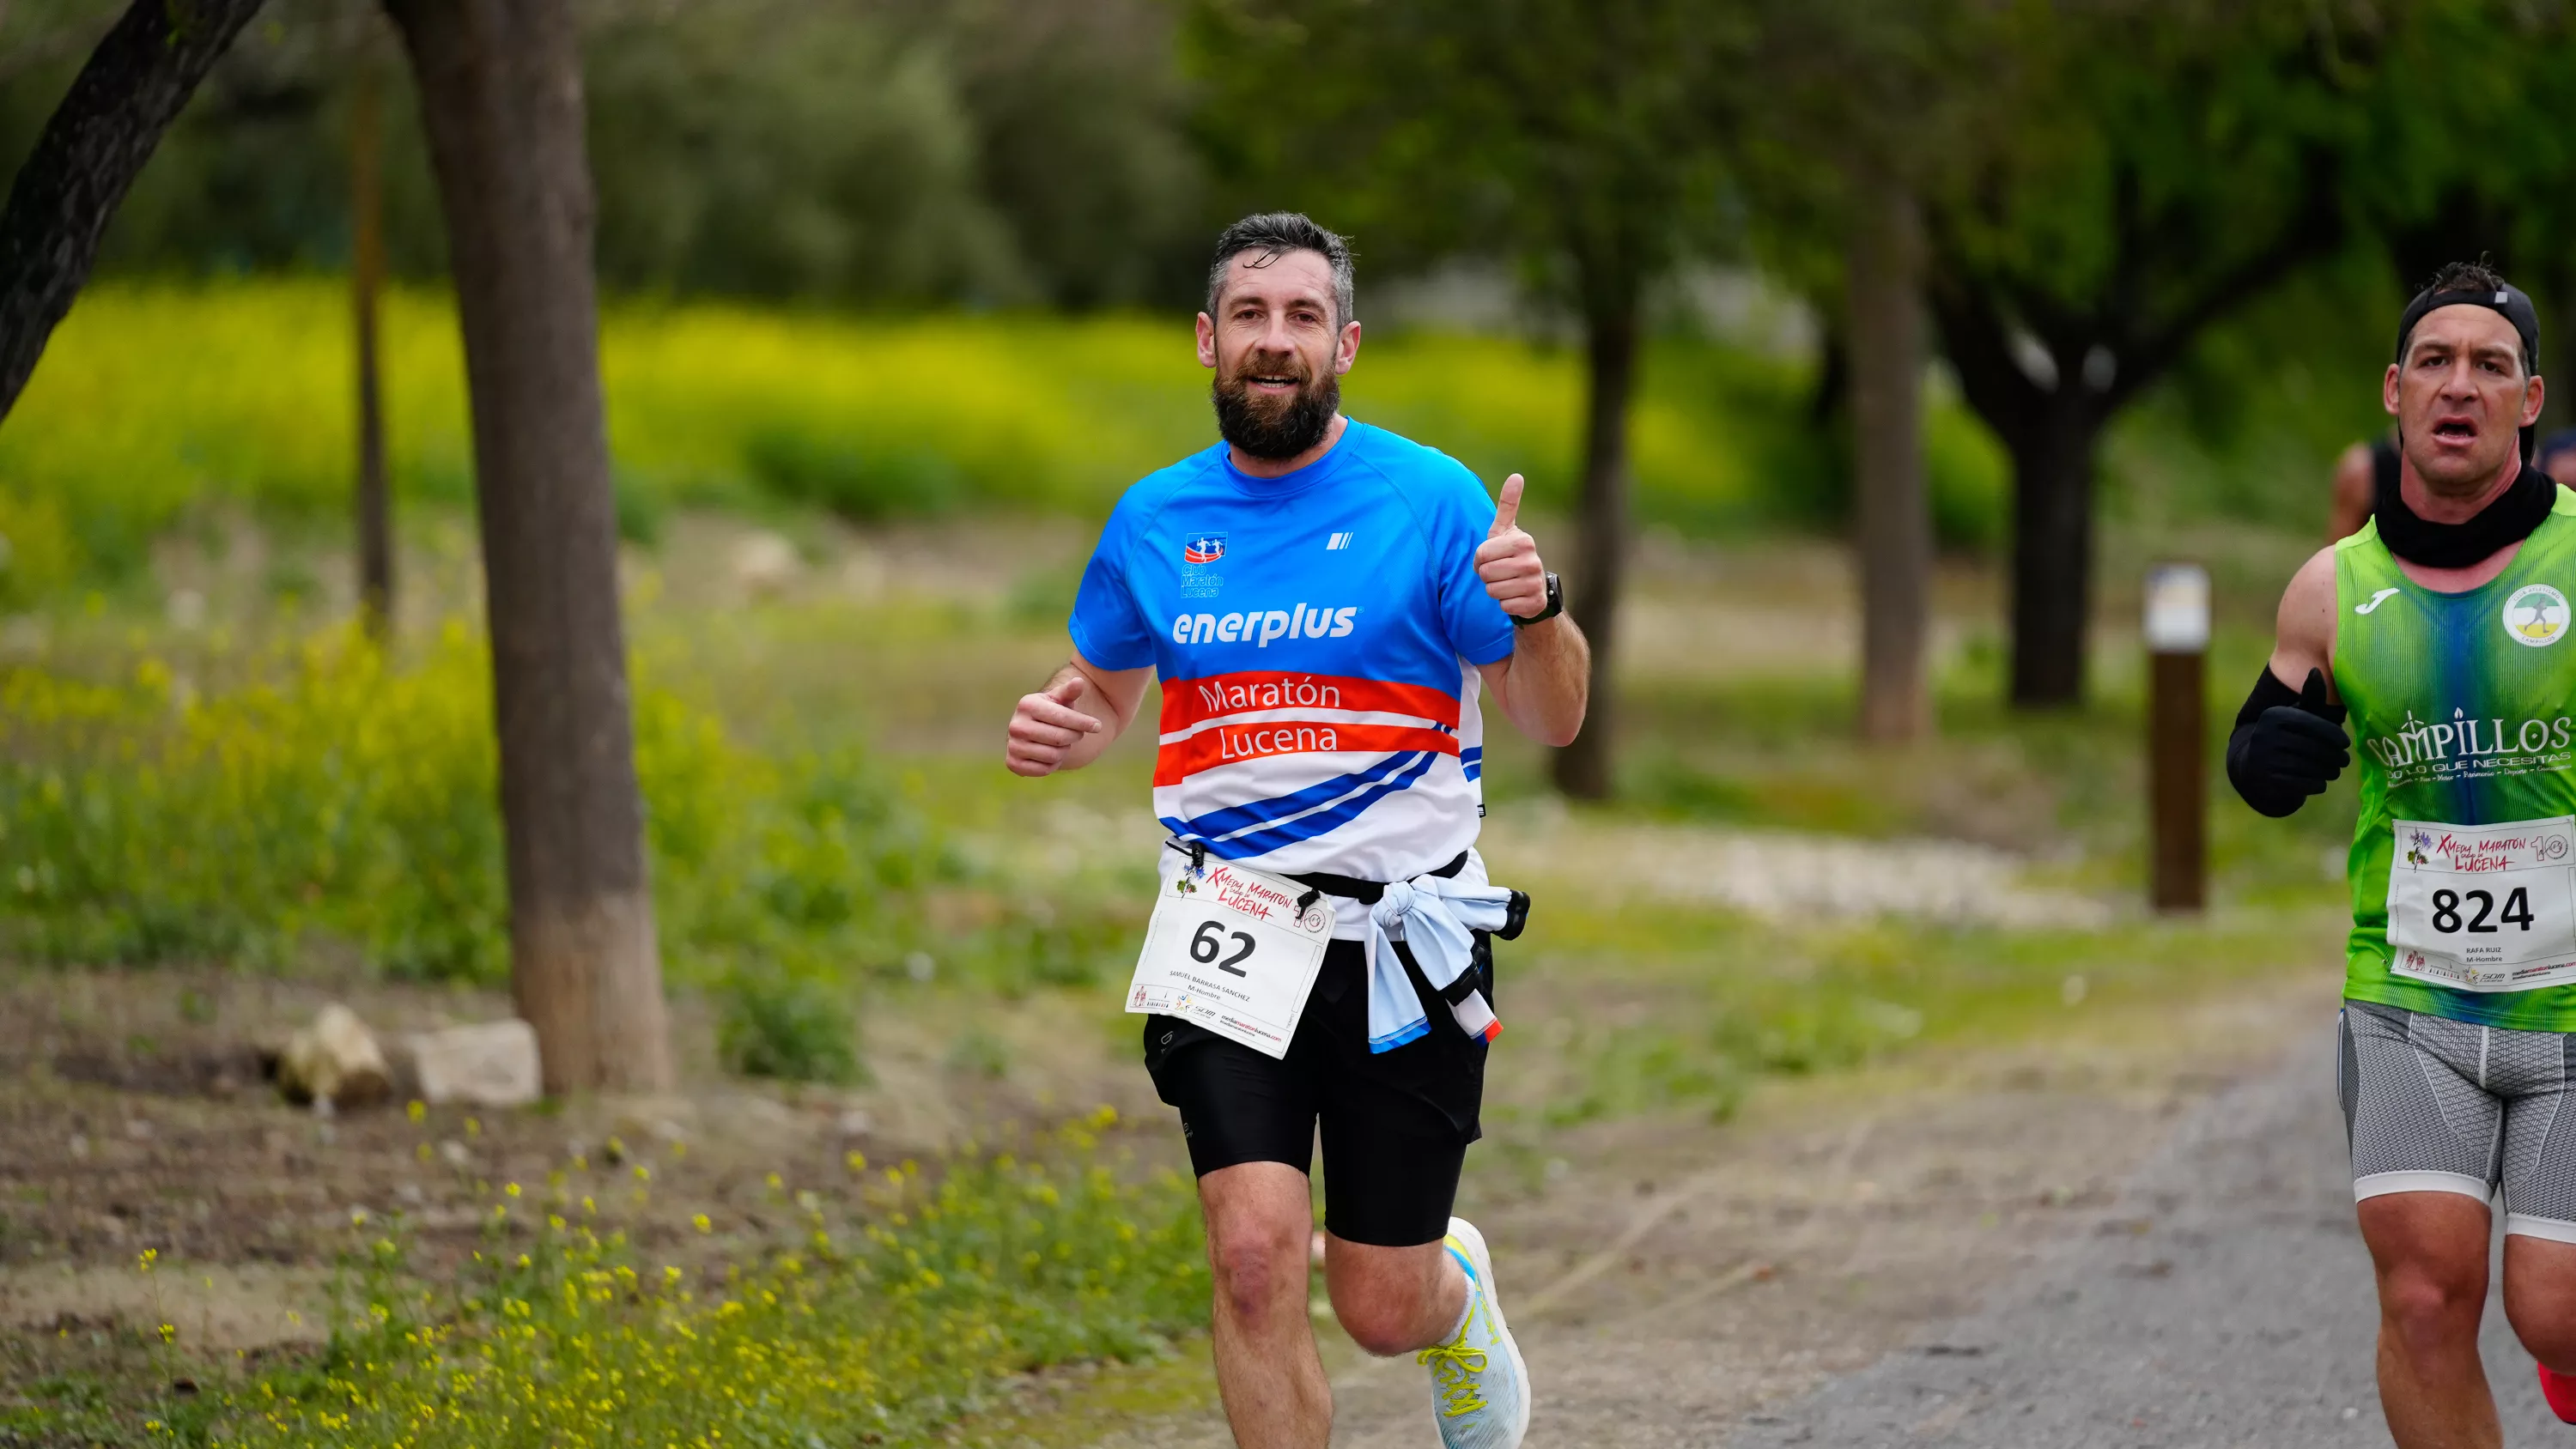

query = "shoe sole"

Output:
[[1446, 1216, 1532, 1446]]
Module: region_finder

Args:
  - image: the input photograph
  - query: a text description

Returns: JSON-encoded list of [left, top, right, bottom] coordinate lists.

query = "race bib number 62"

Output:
[[1127, 858, 1333, 1058], [2387, 815, 2576, 991]]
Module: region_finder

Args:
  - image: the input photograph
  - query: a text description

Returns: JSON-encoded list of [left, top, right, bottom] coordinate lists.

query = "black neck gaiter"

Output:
[[2374, 457, 2555, 567]]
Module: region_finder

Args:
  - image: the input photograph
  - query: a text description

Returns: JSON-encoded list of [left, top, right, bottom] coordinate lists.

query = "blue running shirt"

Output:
[[1068, 421, 1518, 931]]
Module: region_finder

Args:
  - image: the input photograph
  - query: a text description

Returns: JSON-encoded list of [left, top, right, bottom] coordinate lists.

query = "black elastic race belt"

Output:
[[1286, 850, 1468, 904]]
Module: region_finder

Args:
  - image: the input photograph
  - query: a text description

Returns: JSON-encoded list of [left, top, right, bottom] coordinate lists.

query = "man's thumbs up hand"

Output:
[[1475, 473, 1550, 620]]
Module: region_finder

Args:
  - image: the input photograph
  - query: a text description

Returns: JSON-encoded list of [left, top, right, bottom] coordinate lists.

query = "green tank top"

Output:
[[2335, 488, 2576, 1030]]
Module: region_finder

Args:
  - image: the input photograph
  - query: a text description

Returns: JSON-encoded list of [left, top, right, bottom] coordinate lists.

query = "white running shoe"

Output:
[[1419, 1216, 1530, 1449]]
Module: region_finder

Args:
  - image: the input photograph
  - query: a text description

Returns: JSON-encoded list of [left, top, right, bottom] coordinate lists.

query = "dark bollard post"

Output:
[[2144, 562, 2210, 912]]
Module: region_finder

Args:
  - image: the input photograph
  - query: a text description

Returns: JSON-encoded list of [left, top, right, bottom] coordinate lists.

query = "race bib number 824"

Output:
[[2386, 815, 2576, 991]]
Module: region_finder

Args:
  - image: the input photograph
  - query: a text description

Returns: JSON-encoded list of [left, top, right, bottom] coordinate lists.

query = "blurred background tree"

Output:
[[381, 0, 674, 1094], [1732, 0, 2008, 742], [1, 0, 1210, 309], [2336, 2, 2576, 436], [1917, 0, 2386, 708], [7, 0, 2576, 766]]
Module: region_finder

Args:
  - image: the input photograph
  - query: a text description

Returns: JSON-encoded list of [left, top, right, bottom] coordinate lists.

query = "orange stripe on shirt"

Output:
[[1151, 722, 1461, 787]]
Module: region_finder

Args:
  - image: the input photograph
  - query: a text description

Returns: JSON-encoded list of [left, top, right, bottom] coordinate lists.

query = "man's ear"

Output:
[[2526, 372, 2548, 427], [1334, 318, 1362, 375], [2383, 361, 2403, 417], [1196, 312, 1218, 370]]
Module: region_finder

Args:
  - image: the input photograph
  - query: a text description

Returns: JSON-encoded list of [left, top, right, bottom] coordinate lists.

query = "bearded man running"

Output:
[[1003, 212, 1589, 1449], [2239, 260, 2576, 1444]]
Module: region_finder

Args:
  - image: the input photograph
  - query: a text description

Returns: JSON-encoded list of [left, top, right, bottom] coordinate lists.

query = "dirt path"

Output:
[[1060, 971, 2374, 1448], [1724, 1019, 2564, 1446], [0, 845, 2346, 1446]]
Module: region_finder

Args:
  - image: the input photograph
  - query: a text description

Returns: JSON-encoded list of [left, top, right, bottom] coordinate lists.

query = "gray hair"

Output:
[[1204, 212, 1355, 329]]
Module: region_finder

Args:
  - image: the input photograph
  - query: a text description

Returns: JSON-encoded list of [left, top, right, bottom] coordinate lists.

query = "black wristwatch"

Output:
[[1511, 572, 1563, 627]]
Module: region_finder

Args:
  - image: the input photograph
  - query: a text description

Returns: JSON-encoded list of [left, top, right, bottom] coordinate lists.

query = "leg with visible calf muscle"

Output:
[[1200, 1161, 1331, 1449], [2360, 1191, 2500, 1449]]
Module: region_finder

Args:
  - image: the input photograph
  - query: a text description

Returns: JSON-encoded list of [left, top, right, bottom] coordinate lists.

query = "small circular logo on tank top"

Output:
[[2503, 583, 2571, 647]]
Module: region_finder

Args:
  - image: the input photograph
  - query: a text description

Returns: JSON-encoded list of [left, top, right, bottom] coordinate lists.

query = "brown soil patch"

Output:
[[0, 961, 1174, 1375]]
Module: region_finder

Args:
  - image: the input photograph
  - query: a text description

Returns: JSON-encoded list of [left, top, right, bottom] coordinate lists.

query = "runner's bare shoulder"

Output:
[[2269, 545, 2341, 691]]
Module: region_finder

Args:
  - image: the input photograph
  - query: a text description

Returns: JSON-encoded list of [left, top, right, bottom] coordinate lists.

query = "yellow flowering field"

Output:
[[0, 279, 1974, 603]]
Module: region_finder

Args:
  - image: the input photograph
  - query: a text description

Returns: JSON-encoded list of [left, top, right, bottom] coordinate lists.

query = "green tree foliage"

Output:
[[1186, 0, 1741, 285], [0, 3, 124, 140], [2115, 3, 2576, 528], [1918, 0, 2401, 707], [1, 3, 434, 276], [582, 3, 1018, 303], [1905, 1, 2576, 707], [0, 0, 1209, 308], [925, 0, 1208, 309], [2340, 3, 2576, 432], [1732, 0, 2003, 264], [584, 0, 1207, 306]]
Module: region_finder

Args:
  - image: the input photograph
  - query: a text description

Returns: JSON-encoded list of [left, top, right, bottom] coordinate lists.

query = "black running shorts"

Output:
[[1142, 939, 1488, 1248], [2339, 1000, 2576, 1242]]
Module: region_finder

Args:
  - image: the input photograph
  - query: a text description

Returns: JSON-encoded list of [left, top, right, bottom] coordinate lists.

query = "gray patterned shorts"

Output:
[[2339, 1000, 2576, 1241]]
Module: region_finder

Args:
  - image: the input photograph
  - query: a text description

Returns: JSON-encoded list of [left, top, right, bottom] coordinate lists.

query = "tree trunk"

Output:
[[1549, 288, 1639, 801], [1844, 182, 1930, 742], [2004, 404, 2105, 708], [0, 0, 270, 421], [350, 59, 393, 640], [381, 0, 672, 1094]]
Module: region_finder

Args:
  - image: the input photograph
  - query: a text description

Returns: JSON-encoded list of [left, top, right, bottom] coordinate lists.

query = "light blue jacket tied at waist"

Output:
[[1363, 875, 1526, 1052]]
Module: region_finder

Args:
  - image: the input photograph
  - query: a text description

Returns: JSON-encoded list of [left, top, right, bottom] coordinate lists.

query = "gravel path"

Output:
[[1725, 1034, 2561, 1447]]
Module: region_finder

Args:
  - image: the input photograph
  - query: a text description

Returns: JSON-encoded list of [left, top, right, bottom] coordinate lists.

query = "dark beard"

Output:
[[1213, 367, 1340, 461]]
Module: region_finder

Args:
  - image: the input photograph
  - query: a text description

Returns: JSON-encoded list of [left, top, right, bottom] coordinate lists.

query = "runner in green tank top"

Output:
[[2335, 488, 2576, 1030], [2240, 261, 2576, 1445]]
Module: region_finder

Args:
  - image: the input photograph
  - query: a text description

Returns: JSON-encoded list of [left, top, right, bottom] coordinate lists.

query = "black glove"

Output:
[[2227, 667, 2348, 818]]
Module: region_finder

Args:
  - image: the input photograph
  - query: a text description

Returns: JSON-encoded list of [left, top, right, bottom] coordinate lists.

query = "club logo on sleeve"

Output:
[[2503, 584, 2570, 647], [1181, 531, 1226, 599]]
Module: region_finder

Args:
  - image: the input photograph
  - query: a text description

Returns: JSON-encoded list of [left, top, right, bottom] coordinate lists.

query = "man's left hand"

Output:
[[1476, 473, 1549, 619]]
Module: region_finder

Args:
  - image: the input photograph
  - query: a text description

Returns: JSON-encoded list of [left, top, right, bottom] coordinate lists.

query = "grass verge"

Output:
[[5, 1113, 1206, 1448], [1488, 896, 2337, 1132], [0, 621, 1137, 1013]]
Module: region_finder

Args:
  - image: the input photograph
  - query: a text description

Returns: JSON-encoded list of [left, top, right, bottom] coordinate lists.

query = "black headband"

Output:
[[2395, 282, 2543, 371]]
